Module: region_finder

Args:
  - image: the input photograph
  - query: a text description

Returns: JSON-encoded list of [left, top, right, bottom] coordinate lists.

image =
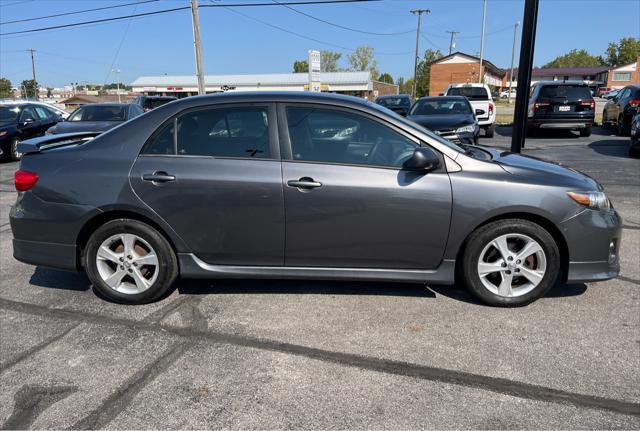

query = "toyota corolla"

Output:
[[10, 92, 621, 306]]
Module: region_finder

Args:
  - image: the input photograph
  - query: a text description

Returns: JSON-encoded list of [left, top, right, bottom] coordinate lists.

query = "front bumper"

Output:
[[561, 207, 622, 283]]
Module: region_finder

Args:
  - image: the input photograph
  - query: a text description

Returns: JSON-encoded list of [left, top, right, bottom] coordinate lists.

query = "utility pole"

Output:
[[478, 0, 487, 83], [191, 0, 206, 95], [446, 31, 459, 55], [410, 9, 430, 99], [511, 0, 540, 153], [27, 48, 37, 100], [112, 69, 121, 103], [507, 21, 520, 105]]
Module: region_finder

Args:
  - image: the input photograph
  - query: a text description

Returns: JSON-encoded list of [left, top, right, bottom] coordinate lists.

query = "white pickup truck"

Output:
[[444, 83, 496, 137]]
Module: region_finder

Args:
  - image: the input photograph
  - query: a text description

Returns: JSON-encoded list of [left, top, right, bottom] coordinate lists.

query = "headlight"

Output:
[[567, 191, 611, 211], [455, 124, 476, 134], [0, 130, 7, 137]]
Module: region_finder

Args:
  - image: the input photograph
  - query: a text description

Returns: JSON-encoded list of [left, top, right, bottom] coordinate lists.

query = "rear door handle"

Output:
[[142, 172, 176, 183], [287, 177, 322, 189]]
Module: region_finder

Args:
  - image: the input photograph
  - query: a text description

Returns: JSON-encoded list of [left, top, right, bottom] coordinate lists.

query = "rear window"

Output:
[[69, 105, 127, 122], [539, 85, 592, 100], [446, 86, 490, 100], [377, 97, 410, 107]]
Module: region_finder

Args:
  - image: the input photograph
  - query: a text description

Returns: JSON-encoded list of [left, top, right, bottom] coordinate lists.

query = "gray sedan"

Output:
[[10, 92, 621, 306]]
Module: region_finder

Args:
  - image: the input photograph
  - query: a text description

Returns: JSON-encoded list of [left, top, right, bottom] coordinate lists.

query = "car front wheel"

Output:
[[10, 137, 22, 161], [461, 219, 560, 306], [84, 219, 178, 304]]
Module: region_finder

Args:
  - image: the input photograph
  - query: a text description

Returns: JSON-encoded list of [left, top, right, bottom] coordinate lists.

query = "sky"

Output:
[[0, 0, 638, 88]]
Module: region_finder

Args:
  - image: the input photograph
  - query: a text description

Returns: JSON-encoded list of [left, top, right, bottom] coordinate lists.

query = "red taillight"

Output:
[[14, 170, 38, 191], [488, 103, 494, 115], [629, 99, 640, 107], [534, 102, 550, 110], [580, 100, 596, 110]]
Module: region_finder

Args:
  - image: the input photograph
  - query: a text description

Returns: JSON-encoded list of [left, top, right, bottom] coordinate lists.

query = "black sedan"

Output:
[[602, 85, 640, 136], [630, 113, 640, 157], [0, 102, 62, 161], [407, 96, 480, 145], [375, 94, 412, 116], [46, 103, 144, 135]]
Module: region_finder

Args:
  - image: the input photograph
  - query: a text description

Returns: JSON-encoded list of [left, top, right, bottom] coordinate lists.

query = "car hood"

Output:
[[0, 123, 16, 133], [407, 114, 475, 131], [485, 148, 601, 190], [50, 121, 121, 134]]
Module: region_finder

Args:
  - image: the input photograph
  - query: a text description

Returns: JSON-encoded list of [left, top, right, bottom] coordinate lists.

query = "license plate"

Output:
[[558, 106, 570, 112]]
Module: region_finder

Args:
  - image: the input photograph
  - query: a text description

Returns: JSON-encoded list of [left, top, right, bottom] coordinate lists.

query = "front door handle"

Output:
[[142, 171, 176, 183], [287, 177, 322, 189]]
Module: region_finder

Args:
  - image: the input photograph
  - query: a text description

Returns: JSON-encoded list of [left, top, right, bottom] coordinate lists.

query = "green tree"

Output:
[[543, 49, 605, 68], [605, 37, 640, 67], [320, 50, 342, 72], [347, 45, 378, 80], [293, 60, 309, 73], [377, 73, 394, 84], [399, 77, 414, 95], [0, 77, 12, 98], [21, 79, 38, 99], [415, 49, 443, 97]]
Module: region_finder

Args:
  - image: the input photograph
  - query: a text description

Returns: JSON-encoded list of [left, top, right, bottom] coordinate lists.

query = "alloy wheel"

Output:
[[11, 138, 22, 160], [477, 233, 547, 298], [95, 233, 159, 294]]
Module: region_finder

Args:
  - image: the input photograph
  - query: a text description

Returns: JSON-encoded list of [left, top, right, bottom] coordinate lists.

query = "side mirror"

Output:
[[20, 118, 35, 127], [403, 147, 440, 171], [475, 109, 486, 116]]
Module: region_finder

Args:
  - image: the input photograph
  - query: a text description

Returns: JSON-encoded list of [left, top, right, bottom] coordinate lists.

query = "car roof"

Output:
[[447, 83, 488, 87], [535, 80, 588, 86], [416, 96, 468, 101], [377, 94, 410, 99], [163, 91, 374, 108], [75, 103, 131, 108], [144, 96, 177, 100]]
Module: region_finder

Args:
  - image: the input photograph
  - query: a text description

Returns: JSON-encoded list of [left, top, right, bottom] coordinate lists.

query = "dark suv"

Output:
[[133, 95, 177, 112], [375, 94, 412, 116], [602, 85, 640, 136], [527, 81, 595, 137], [0, 102, 62, 161]]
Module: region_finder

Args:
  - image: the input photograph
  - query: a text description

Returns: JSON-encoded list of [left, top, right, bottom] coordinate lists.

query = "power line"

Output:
[[0, 0, 159, 25], [270, 0, 414, 36], [0, 0, 380, 37]]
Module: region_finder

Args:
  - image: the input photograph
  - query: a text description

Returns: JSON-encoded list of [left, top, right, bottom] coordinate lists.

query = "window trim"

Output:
[[277, 102, 431, 170], [139, 102, 280, 161]]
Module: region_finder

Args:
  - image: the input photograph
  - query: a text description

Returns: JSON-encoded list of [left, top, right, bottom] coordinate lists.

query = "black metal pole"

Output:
[[511, 0, 539, 153]]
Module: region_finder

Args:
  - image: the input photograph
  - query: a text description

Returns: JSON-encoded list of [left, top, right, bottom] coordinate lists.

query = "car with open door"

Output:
[[10, 92, 621, 307]]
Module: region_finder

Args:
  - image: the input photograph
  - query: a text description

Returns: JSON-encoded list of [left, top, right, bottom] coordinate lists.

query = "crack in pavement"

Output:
[[0, 323, 81, 374], [1, 297, 639, 418], [617, 275, 640, 286], [1, 385, 78, 430], [70, 340, 193, 430]]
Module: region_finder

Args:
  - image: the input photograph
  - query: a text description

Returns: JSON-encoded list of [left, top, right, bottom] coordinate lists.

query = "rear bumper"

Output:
[[529, 118, 594, 130], [13, 238, 79, 271]]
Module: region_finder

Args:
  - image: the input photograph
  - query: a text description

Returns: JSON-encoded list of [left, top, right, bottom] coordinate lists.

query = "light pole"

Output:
[[507, 21, 520, 105], [446, 31, 459, 55], [191, 0, 206, 95], [478, 0, 487, 83], [27, 48, 37, 100], [410, 9, 430, 99], [112, 69, 121, 103]]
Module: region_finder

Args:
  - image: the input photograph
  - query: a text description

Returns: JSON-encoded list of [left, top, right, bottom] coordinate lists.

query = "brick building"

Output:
[[429, 52, 505, 96], [605, 56, 639, 89]]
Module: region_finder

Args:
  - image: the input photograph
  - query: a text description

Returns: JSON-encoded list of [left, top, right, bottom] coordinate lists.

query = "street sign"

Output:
[[308, 50, 321, 92]]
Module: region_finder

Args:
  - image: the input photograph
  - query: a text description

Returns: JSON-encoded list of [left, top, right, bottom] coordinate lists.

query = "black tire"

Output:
[[617, 115, 630, 136], [579, 126, 592, 137], [630, 144, 640, 158], [485, 123, 495, 138], [10, 137, 22, 161], [602, 109, 608, 127], [84, 218, 178, 304], [460, 219, 560, 307]]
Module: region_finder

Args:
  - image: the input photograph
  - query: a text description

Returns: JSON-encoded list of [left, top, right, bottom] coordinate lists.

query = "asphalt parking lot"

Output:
[[0, 126, 638, 429]]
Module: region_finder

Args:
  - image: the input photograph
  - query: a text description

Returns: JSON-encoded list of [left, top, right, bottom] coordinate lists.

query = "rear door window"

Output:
[[447, 86, 490, 100], [539, 85, 592, 100], [34, 107, 50, 119]]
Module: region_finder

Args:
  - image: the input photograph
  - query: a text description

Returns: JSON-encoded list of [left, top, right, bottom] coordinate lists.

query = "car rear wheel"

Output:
[[84, 219, 178, 304], [579, 125, 592, 137], [461, 219, 560, 307], [485, 124, 495, 138], [10, 137, 22, 161], [617, 115, 630, 136]]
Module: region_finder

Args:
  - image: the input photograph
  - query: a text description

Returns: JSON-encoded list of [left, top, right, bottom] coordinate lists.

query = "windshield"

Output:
[[539, 85, 592, 100], [0, 106, 21, 123], [68, 105, 126, 122], [367, 101, 464, 154], [447, 86, 490, 100], [377, 97, 410, 107], [410, 98, 472, 116]]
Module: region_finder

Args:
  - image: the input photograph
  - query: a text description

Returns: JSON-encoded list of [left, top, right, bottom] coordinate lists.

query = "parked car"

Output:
[[444, 83, 496, 137], [630, 113, 640, 157], [602, 85, 640, 136], [526, 81, 595, 137], [602, 89, 620, 100], [0, 102, 63, 160], [374, 94, 412, 116], [46, 103, 144, 135], [407, 96, 480, 145], [11, 92, 621, 307], [133, 95, 178, 112], [500, 89, 517, 99], [596, 87, 611, 98]]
